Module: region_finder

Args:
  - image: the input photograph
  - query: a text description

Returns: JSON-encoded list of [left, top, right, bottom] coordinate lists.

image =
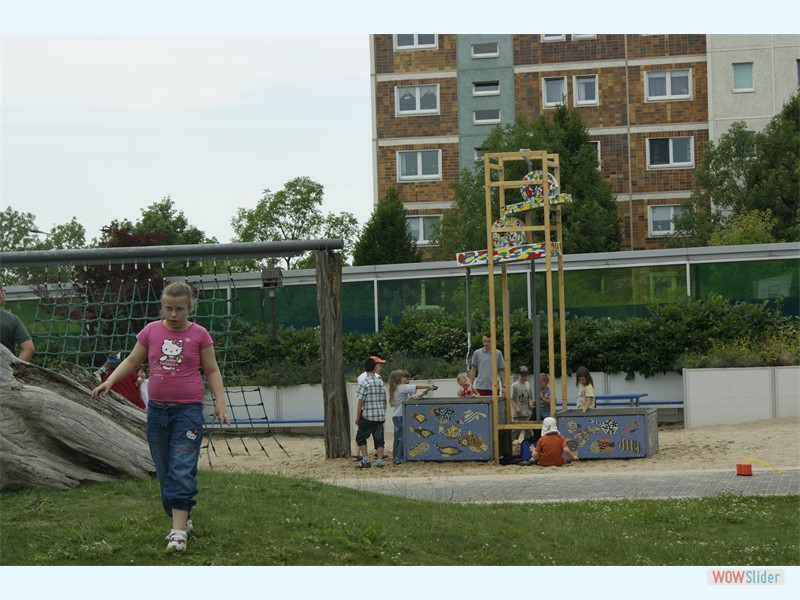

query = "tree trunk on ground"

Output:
[[0, 346, 154, 491], [316, 250, 351, 458]]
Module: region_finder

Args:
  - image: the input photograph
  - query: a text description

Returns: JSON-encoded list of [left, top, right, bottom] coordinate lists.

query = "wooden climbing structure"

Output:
[[457, 150, 570, 461]]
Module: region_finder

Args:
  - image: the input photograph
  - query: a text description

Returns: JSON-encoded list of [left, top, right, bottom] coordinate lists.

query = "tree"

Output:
[[134, 196, 217, 246], [292, 211, 361, 270], [0, 208, 88, 284], [430, 168, 490, 260], [40, 218, 87, 252], [671, 93, 800, 247], [231, 176, 360, 270], [708, 209, 777, 246], [0, 207, 41, 254], [430, 106, 621, 257], [749, 92, 800, 242], [352, 187, 419, 266]]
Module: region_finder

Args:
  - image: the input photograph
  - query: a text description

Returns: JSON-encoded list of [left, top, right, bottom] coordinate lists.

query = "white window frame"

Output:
[[472, 81, 500, 96], [394, 35, 438, 50], [395, 84, 440, 116], [589, 141, 601, 171], [471, 42, 499, 58], [397, 149, 441, 182], [406, 215, 441, 245], [541, 34, 565, 42], [648, 205, 684, 236], [473, 148, 484, 162], [573, 74, 599, 106], [543, 76, 567, 107], [473, 108, 501, 124], [645, 69, 692, 101], [732, 62, 754, 93], [646, 136, 695, 169], [572, 34, 596, 40]]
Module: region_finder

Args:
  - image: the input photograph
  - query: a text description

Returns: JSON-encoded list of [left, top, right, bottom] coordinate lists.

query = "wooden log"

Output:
[[0, 346, 154, 491], [315, 250, 351, 458]]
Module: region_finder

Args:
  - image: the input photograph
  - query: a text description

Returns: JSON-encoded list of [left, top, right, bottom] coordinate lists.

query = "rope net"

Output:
[[29, 258, 287, 463]]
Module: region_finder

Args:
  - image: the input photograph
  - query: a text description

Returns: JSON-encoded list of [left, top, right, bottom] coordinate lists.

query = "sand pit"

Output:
[[200, 416, 799, 485]]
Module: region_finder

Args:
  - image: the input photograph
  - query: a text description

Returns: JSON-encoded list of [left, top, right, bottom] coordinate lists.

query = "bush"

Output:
[[680, 323, 800, 369], [223, 298, 798, 386]]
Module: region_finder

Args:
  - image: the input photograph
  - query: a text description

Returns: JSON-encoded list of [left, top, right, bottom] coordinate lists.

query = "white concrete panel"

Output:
[[775, 366, 800, 418], [683, 368, 772, 428], [279, 384, 324, 422]]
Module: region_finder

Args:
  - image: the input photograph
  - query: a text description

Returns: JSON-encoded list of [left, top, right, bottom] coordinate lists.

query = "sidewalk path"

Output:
[[330, 467, 800, 503]]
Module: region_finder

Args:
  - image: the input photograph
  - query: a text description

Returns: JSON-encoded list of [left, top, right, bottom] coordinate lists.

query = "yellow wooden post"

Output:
[[484, 154, 499, 461], [478, 149, 567, 461]]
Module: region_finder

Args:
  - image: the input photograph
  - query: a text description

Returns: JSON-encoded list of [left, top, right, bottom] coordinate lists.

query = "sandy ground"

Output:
[[200, 416, 800, 484]]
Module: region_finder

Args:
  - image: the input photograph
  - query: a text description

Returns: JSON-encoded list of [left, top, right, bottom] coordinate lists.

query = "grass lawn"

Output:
[[1, 470, 797, 566]]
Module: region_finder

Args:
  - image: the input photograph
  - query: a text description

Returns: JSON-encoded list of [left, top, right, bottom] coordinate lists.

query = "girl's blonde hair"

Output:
[[161, 282, 195, 311], [456, 372, 468, 384], [387, 369, 410, 406]]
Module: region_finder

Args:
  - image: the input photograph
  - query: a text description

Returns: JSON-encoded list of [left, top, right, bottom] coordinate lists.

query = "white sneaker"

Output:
[[166, 530, 187, 551]]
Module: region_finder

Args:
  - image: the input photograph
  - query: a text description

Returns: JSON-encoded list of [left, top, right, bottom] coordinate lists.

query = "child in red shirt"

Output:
[[531, 417, 579, 466]]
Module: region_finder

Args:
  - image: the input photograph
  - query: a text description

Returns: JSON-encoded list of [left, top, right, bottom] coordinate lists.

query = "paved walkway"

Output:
[[332, 467, 800, 503]]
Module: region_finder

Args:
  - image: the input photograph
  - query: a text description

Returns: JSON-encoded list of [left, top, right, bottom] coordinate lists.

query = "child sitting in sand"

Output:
[[527, 417, 579, 467]]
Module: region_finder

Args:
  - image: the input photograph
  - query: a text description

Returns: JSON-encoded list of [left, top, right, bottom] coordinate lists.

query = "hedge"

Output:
[[224, 296, 798, 386]]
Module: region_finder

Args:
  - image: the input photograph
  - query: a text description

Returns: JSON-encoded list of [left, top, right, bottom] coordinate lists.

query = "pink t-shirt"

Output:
[[136, 320, 213, 404]]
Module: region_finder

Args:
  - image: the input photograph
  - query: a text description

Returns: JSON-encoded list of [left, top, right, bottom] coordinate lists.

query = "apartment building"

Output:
[[370, 34, 799, 254]]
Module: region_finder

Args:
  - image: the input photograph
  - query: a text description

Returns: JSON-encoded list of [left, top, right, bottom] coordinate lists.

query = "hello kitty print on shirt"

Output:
[[159, 338, 184, 372]]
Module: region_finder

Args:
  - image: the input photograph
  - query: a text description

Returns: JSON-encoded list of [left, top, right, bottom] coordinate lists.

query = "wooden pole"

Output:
[[484, 155, 500, 461], [315, 250, 350, 458], [543, 158, 557, 408], [501, 262, 511, 419]]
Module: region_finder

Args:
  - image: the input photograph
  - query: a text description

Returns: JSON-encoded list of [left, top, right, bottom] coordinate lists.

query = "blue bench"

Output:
[[204, 419, 324, 429], [595, 393, 649, 407]]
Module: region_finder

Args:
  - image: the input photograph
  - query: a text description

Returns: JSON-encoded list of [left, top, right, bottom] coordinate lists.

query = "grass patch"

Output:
[[1, 471, 797, 566]]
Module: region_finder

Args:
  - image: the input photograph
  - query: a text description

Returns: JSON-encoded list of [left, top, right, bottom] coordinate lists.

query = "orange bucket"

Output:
[[736, 463, 753, 476]]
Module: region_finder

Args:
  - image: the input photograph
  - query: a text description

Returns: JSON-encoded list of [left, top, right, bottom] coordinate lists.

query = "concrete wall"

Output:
[[205, 367, 796, 431], [707, 34, 800, 139], [683, 366, 800, 428]]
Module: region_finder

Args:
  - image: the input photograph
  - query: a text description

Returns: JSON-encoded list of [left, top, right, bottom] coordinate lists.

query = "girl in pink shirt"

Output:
[[93, 282, 228, 552]]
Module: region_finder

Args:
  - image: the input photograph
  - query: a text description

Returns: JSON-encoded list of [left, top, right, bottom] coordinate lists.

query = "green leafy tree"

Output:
[[292, 211, 361, 270], [134, 196, 217, 246], [352, 187, 419, 266], [430, 106, 621, 257], [430, 168, 491, 260], [40, 218, 87, 252], [671, 93, 800, 246], [708, 209, 777, 246], [232, 176, 360, 270], [128, 197, 218, 276], [670, 122, 759, 247], [0, 207, 41, 254], [749, 92, 800, 241], [0, 207, 88, 284]]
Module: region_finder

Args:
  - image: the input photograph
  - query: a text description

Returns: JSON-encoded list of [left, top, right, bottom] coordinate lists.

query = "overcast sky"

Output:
[[1, 34, 372, 243], [1, 2, 785, 246]]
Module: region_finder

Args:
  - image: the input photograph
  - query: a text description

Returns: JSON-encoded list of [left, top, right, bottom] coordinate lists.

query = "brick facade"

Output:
[[371, 34, 716, 254], [376, 143, 459, 204], [372, 34, 457, 74], [374, 78, 458, 138]]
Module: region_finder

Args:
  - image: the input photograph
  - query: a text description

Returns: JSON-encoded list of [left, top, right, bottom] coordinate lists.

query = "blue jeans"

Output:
[[392, 416, 404, 464], [146, 401, 204, 517]]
